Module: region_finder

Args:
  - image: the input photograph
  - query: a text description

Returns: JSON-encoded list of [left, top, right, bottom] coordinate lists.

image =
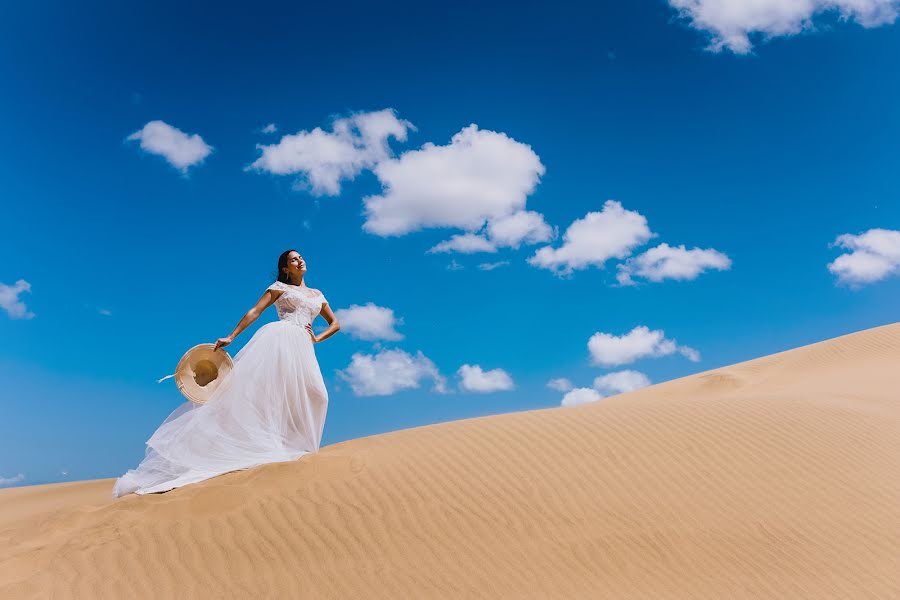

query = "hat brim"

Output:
[[174, 343, 234, 404]]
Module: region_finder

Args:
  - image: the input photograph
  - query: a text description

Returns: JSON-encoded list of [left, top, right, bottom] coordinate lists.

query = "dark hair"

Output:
[[275, 249, 300, 284]]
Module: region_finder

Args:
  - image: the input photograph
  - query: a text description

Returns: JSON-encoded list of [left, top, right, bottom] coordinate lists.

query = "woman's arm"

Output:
[[215, 290, 280, 350], [307, 303, 340, 343]]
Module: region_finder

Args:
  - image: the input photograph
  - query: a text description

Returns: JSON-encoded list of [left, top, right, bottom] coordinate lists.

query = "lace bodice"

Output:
[[267, 281, 328, 325]]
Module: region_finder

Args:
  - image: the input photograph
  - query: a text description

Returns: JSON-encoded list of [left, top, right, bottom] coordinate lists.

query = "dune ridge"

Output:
[[2, 323, 899, 598]]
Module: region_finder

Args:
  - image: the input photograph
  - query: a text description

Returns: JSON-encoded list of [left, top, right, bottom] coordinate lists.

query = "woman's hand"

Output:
[[305, 323, 319, 344], [214, 336, 233, 351]]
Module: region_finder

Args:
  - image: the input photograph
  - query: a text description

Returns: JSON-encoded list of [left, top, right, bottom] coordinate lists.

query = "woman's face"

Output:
[[285, 251, 306, 279]]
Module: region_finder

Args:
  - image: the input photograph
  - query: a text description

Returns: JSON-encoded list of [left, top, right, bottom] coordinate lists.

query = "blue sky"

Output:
[[2, 0, 899, 487]]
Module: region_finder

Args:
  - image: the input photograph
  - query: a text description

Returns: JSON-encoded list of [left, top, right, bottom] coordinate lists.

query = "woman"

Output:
[[113, 249, 341, 498]]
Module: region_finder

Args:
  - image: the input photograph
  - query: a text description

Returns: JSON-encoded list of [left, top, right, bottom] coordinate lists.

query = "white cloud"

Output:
[[546, 377, 574, 392], [617, 242, 732, 285], [428, 233, 497, 254], [428, 210, 554, 255], [337, 348, 446, 396], [0, 279, 35, 319], [668, 0, 900, 54], [457, 364, 515, 393], [828, 228, 900, 286], [478, 260, 510, 271], [528, 201, 653, 276], [588, 326, 700, 366], [261, 123, 278, 134], [333, 303, 404, 341], [0, 473, 24, 486], [559, 370, 652, 406], [127, 120, 212, 173], [593, 370, 652, 395], [561, 387, 603, 407], [249, 109, 413, 196], [363, 124, 545, 236], [486, 210, 554, 248]]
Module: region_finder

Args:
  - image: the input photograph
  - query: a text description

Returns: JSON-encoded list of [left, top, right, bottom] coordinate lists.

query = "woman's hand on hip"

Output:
[[305, 323, 319, 343]]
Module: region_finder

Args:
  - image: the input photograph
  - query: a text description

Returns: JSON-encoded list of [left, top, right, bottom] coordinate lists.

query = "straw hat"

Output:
[[157, 343, 234, 404]]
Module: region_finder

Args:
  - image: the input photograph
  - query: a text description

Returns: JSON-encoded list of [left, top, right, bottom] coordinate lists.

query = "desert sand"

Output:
[[2, 323, 899, 599]]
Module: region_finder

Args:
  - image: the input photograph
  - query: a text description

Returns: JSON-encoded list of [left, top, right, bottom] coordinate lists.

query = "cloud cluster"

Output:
[[337, 348, 446, 396], [588, 326, 700, 367], [127, 120, 213, 173], [457, 364, 515, 393], [139, 108, 723, 285], [529, 200, 730, 284], [0, 279, 35, 320], [617, 243, 732, 285], [427, 209, 556, 255], [332, 301, 517, 396], [333, 303, 404, 341], [668, 0, 899, 54], [249, 109, 413, 195], [560, 369, 653, 407], [828, 228, 900, 286]]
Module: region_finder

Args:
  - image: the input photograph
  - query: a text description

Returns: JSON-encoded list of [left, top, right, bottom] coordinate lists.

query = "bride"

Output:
[[113, 249, 341, 498]]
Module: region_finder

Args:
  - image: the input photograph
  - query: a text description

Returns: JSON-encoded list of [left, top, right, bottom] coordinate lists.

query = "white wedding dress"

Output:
[[113, 281, 330, 498]]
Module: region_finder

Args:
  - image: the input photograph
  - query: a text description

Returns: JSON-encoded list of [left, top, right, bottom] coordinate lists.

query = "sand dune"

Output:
[[2, 323, 899, 598]]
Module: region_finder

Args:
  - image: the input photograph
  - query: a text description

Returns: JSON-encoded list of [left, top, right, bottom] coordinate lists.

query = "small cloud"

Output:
[[260, 123, 278, 134], [546, 377, 574, 392], [0, 473, 24, 487], [457, 364, 515, 393], [529, 200, 653, 276], [588, 326, 700, 367], [561, 387, 603, 407], [127, 120, 213, 173], [0, 279, 35, 319], [302, 219, 311, 230], [333, 303, 404, 341], [592, 370, 651, 396], [447, 260, 465, 271], [478, 260, 510, 271], [828, 228, 900, 286], [337, 348, 446, 396], [428, 233, 497, 254], [617, 243, 731, 285], [98, 308, 112, 316]]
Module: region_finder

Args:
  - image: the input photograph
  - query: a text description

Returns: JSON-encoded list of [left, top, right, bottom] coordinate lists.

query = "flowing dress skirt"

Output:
[[113, 320, 328, 498]]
